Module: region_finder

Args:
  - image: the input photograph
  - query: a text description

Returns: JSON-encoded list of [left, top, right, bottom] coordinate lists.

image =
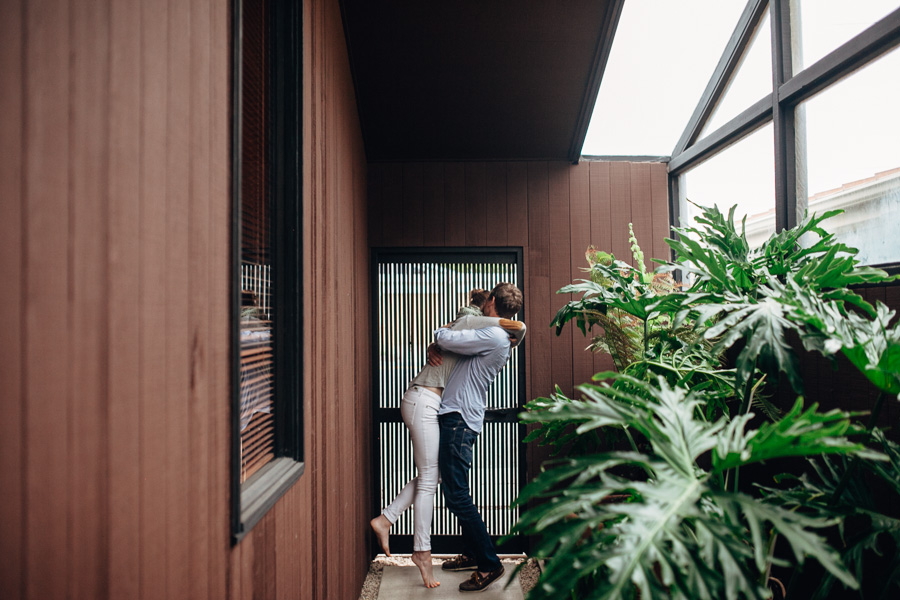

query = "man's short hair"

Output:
[[489, 282, 523, 318]]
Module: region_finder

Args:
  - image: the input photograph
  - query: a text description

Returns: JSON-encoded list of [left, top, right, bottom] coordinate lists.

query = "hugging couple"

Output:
[[370, 282, 526, 593]]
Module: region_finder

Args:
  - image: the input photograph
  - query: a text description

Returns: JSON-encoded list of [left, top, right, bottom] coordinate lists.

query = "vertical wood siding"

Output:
[[368, 160, 671, 403], [0, 0, 371, 599], [0, 0, 24, 596]]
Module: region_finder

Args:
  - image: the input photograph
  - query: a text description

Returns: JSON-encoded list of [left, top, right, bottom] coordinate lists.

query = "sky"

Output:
[[581, 0, 900, 225]]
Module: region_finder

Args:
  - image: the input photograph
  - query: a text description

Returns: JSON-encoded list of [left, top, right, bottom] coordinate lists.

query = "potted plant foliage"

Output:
[[510, 204, 900, 599]]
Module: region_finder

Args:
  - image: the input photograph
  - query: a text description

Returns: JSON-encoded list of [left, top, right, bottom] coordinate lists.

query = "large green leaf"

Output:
[[711, 399, 871, 473], [788, 281, 900, 396], [700, 294, 804, 394], [514, 374, 865, 600]]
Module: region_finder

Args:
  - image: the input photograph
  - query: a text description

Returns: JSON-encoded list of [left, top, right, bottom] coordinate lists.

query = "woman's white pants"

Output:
[[381, 386, 441, 552]]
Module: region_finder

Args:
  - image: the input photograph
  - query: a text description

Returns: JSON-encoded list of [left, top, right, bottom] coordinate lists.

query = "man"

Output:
[[427, 282, 525, 593]]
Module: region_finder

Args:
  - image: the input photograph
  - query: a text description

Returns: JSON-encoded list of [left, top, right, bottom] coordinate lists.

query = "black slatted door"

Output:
[[372, 248, 526, 554]]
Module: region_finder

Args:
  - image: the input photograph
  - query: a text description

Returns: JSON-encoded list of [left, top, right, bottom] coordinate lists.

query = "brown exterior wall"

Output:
[[367, 160, 670, 477], [0, 0, 370, 599]]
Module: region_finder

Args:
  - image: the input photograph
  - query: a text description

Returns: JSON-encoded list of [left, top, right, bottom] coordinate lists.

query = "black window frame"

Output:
[[230, 0, 304, 544], [669, 0, 900, 274]]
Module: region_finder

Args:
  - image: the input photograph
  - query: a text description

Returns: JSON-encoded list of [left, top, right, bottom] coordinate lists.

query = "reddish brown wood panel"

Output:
[[568, 163, 594, 388], [630, 162, 654, 273], [589, 162, 615, 377], [548, 162, 574, 397], [70, 2, 111, 598], [422, 163, 445, 246], [526, 161, 554, 475], [139, 1, 170, 597], [188, 1, 213, 597], [444, 163, 467, 246], [506, 162, 529, 249], [0, 1, 24, 597], [484, 162, 509, 246], [402, 162, 425, 246], [527, 161, 553, 403], [609, 162, 633, 268], [650, 162, 671, 264], [166, 0, 192, 596], [207, 0, 231, 597], [107, 0, 143, 597], [466, 162, 488, 246], [24, 1, 71, 598], [506, 161, 529, 396]]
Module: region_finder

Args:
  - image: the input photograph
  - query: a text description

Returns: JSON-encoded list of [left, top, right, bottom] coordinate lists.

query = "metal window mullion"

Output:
[[672, 0, 770, 156], [777, 6, 900, 108], [771, 0, 797, 231], [667, 95, 773, 176]]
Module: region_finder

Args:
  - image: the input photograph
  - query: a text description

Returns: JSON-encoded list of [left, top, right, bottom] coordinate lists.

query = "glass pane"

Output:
[[679, 122, 775, 249], [376, 261, 519, 410], [795, 47, 900, 265], [239, 0, 275, 483], [581, 0, 748, 155], [792, 0, 900, 74], [700, 12, 772, 137]]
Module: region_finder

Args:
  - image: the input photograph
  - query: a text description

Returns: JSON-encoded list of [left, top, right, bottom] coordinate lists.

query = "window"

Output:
[[669, 0, 900, 268], [792, 0, 899, 74], [699, 11, 771, 138], [795, 48, 900, 266], [678, 122, 775, 248], [231, 0, 303, 542]]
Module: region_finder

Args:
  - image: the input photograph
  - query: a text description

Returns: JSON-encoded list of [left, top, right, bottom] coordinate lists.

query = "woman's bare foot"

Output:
[[411, 550, 440, 588], [370, 515, 392, 556]]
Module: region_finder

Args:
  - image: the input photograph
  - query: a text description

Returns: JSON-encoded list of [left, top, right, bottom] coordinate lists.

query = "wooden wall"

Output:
[[368, 160, 670, 404], [0, 0, 371, 599]]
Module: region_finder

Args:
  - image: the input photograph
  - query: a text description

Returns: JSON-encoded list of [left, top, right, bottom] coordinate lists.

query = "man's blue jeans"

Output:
[[438, 412, 502, 572]]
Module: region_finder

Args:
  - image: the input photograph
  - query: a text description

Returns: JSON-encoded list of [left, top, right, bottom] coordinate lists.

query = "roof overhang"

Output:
[[341, 0, 624, 162]]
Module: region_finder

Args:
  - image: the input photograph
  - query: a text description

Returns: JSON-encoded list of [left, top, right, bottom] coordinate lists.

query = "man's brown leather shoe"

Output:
[[459, 566, 505, 592], [441, 554, 477, 571]]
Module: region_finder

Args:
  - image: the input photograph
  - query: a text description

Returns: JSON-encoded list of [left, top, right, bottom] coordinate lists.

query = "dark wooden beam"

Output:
[[568, 0, 626, 163], [671, 0, 768, 157], [668, 93, 773, 175], [778, 6, 900, 107]]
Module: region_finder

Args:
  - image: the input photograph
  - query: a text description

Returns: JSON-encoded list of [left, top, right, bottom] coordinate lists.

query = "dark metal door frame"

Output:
[[370, 247, 526, 554]]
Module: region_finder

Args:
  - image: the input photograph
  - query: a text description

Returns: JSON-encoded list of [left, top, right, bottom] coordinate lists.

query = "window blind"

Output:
[[239, 0, 275, 483]]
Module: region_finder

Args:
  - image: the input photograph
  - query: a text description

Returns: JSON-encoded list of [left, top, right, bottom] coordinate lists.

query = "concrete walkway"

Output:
[[377, 563, 525, 600]]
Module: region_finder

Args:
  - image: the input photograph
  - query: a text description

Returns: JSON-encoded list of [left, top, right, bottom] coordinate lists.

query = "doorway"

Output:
[[371, 248, 526, 553]]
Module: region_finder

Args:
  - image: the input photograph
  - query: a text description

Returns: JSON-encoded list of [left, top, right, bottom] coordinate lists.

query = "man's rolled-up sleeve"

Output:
[[434, 327, 504, 356]]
